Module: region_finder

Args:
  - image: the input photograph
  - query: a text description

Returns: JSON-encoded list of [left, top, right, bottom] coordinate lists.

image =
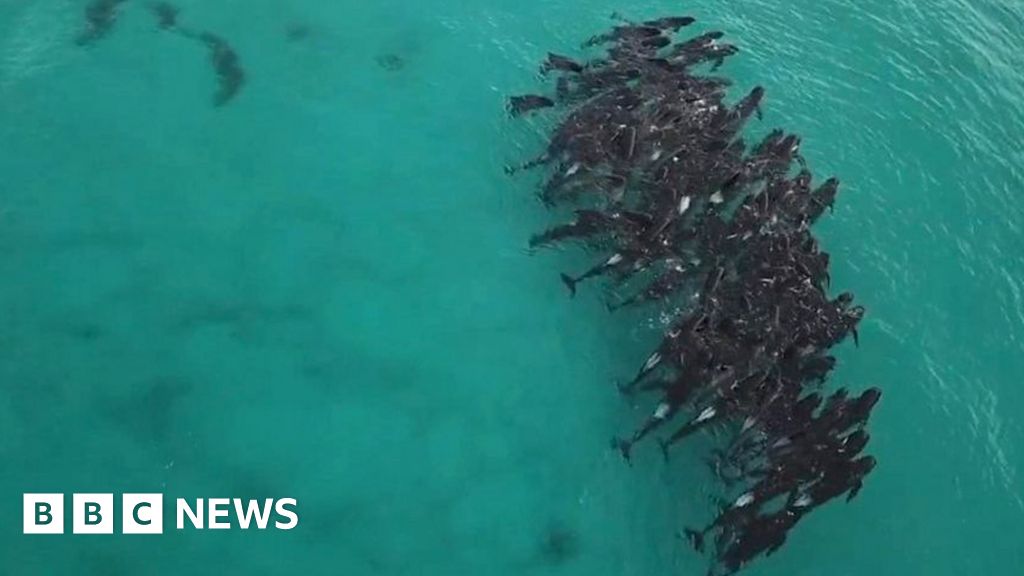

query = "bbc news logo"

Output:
[[23, 494, 298, 534]]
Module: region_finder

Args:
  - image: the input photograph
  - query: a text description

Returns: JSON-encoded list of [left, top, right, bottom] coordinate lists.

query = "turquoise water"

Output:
[[1, 0, 1023, 574]]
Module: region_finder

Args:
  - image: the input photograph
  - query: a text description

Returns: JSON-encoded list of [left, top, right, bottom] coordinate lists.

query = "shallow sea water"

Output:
[[1, 1, 1023, 575]]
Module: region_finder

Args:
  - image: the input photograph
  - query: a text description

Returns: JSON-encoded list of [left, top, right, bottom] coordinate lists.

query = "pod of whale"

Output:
[[508, 14, 880, 575], [73, 1, 246, 107], [147, 4, 246, 107]]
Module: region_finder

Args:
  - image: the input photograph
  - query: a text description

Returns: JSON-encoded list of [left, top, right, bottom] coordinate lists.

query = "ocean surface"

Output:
[[1, 0, 1023, 574]]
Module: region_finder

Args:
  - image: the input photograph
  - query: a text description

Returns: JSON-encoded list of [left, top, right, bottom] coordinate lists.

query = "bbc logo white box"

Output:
[[122, 494, 163, 534], [73, 493, 114, 534], [23, 494, 64, 534]]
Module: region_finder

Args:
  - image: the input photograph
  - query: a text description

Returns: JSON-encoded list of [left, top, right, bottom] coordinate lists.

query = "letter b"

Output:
[[23, 494, 64, 534], [85, 503, 102, 525], [37, 503, 52, 525], [73, 494, 113, 534]]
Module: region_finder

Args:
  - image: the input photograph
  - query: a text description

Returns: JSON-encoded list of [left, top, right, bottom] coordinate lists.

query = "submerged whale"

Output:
[[196, 32, 245, 107], [76, 0, 128, 45]]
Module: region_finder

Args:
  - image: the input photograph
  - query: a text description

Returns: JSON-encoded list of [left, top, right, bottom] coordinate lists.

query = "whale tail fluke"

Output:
[[684, 528, 705, 552], [658, 438, 672, 463], [560, 273, 578, 297], [611, 437, 633, 464], [607, 298, 626, 313]]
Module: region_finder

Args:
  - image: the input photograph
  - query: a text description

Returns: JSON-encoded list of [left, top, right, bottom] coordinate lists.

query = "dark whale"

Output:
[[76, 0, 128, 46]]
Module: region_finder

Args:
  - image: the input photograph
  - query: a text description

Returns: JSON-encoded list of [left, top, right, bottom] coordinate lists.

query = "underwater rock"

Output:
[[375, 53, 405, 72], [537, 522, 580, 565], [285, 23, 312, 42]]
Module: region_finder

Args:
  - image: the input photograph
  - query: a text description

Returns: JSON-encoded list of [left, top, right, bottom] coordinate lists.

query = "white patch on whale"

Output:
[[741, 416, 755, 432], [696, 406, 716, 423], [734, 492, 754, 508], [677, 195, 692, 215]]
